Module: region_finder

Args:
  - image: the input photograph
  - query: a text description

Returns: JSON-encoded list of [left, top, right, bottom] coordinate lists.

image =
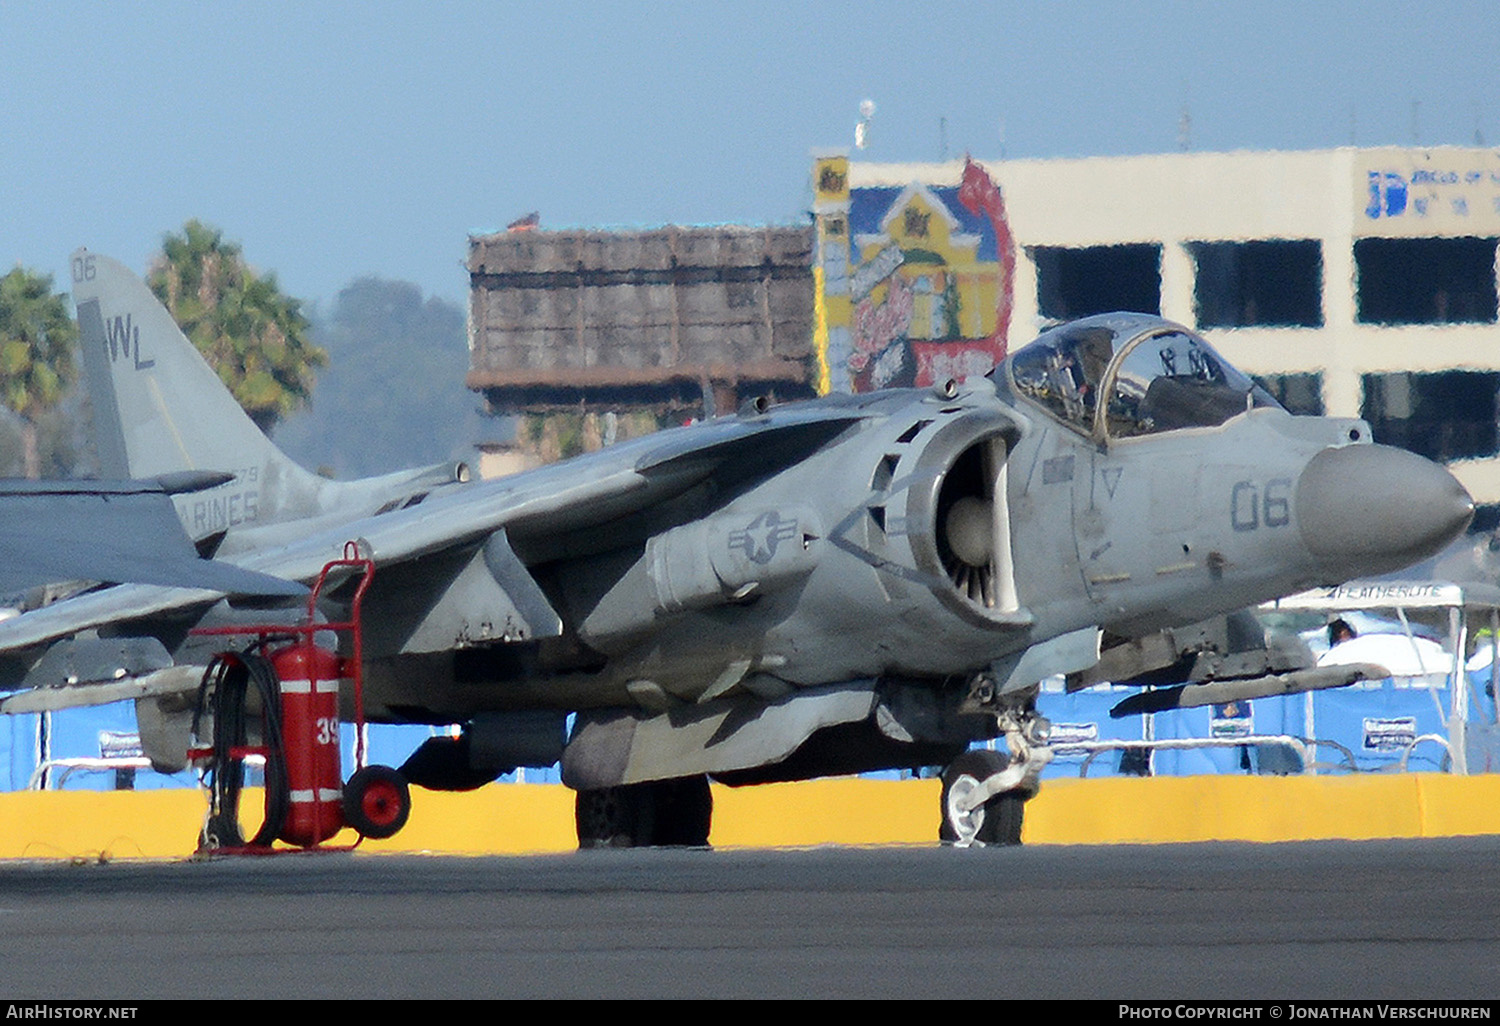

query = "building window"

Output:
[[1189, 240, 1323, 328], [1354, 237, 1499, 325], [1033, 244, 1161, 320], [1361, 371, 1500, 461], [1252, 372, 1324, 415]]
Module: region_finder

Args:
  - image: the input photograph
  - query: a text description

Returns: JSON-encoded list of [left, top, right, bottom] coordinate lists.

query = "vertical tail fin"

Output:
[[70, 249, 324, 538]]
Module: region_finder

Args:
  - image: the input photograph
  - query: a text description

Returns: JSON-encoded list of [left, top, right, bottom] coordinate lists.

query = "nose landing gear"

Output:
[[940, 706, 1051, 847]]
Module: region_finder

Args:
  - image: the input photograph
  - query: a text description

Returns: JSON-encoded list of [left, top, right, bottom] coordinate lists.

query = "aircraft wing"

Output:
[[0, 407, 868, 655], [1067, 611, 1393, 717]]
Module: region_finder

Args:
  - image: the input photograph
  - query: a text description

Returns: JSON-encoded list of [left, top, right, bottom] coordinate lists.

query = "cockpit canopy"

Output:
[[1000, 313, 1281, 439]]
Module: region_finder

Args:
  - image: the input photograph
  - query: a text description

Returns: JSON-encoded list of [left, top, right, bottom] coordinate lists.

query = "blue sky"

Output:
[[3, 1, 1498, 308]]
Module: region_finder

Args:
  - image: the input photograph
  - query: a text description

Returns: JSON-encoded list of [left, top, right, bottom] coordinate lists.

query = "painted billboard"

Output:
[[812, 154, 1015, 394]]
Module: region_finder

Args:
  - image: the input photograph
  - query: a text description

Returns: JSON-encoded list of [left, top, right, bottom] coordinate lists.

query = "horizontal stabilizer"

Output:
[[0, 483, 306, 596], [1108, 662, 1389, 718]]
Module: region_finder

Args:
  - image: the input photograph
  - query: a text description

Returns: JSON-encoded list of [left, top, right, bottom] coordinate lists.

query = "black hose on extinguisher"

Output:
[[193, 647, 290, 849]]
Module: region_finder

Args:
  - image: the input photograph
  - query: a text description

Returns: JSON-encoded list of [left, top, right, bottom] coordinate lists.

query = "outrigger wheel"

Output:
[[939, 749, 1029, 847], [343, 765, 412, 840]]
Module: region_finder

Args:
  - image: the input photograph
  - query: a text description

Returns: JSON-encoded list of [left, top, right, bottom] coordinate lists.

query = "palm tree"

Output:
[[0, 267, 77, 478], [148, 220, 326, 432]]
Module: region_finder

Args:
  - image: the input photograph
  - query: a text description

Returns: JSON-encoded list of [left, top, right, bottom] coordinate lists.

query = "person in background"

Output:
[[1328, 618, 1357, 646]]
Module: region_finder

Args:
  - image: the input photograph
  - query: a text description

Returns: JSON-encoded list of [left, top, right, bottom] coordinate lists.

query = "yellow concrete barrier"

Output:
[[3, 774, 1499, 860], [1024, 774, 1500, 844]]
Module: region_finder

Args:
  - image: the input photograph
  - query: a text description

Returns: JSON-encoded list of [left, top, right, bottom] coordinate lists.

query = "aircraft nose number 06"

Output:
[[1231, 479, 1292, 532]]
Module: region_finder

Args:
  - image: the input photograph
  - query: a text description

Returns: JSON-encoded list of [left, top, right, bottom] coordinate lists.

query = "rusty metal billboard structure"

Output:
[[466, 225, 817, 416]]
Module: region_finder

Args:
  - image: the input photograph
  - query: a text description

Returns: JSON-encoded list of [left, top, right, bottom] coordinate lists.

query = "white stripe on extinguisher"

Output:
[[279, 679, 345, 694]]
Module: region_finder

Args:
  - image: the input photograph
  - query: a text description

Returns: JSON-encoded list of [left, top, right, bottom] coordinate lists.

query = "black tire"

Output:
[[649, 775, 712, 847], [575, 775, 713, 848], [939, 748, 1027, 846], [985, 790, 1027, 846], [343, 765, 412, 840], [575, 784, 652, 848]]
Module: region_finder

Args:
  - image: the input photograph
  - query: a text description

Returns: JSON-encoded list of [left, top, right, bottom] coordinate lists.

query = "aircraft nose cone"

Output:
[[1297, 443, 1473, 576]]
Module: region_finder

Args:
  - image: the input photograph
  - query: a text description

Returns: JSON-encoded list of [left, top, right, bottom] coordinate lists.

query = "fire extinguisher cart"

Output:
[[188, 544, 411, 854]]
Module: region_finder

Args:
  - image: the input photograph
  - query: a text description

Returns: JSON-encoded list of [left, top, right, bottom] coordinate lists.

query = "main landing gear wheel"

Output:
[[649, 775, 713, 847], [575, 785, 647, 848], [343, 765, 412, 840], [575, 775, 713, 849], [940, 749, 1027, 847]]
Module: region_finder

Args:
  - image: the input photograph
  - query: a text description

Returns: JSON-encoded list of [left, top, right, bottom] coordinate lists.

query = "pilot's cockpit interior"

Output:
[[999, 315, 1282, 439]]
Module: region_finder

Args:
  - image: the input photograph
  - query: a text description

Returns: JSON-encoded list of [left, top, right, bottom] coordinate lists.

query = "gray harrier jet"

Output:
[[0, 251, 1472, 845]]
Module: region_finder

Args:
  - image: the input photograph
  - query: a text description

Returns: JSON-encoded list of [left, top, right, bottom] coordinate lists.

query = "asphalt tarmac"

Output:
[[0, 837, 1496, 1000]]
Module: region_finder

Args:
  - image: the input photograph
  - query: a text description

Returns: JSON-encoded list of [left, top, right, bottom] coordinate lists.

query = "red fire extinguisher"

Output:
[[270, 640, 347, 846], [191, 549, 411, 853]]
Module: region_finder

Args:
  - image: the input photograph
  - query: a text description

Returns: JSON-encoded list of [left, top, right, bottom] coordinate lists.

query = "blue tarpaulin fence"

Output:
[[0, 702, 563, 792], [1033, 676, 1456, 778], [0, 669, 1486, 791]]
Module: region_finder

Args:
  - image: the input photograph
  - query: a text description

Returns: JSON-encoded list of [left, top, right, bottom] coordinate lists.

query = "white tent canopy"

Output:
[[1319, 633, 1453, 680]]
